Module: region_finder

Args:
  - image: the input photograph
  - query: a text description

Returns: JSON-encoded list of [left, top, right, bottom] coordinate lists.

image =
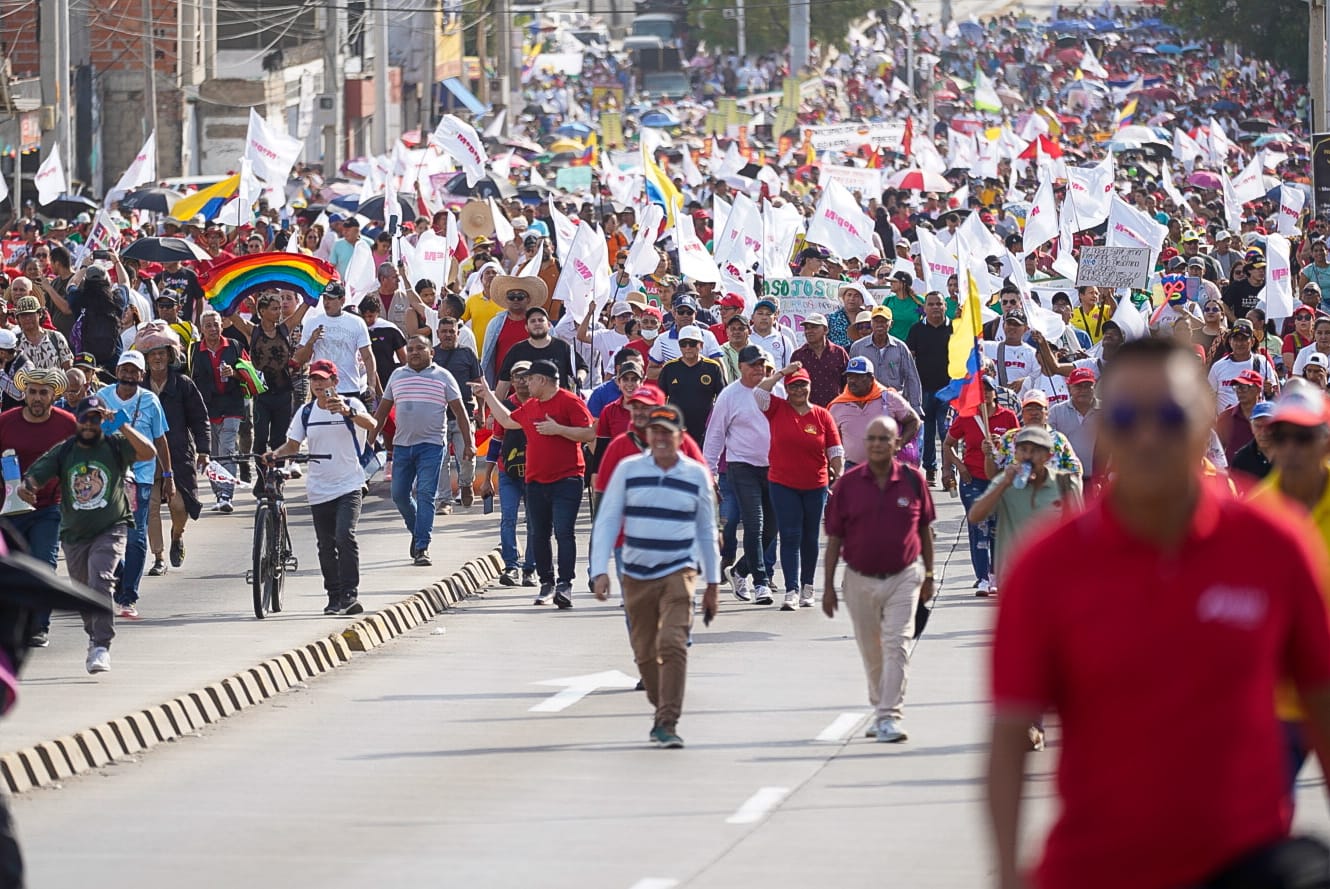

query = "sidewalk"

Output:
[[2, 477, 503, 755]]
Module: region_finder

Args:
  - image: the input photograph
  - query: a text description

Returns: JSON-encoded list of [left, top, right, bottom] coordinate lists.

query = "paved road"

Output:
[[14, 492, 1330, 888]]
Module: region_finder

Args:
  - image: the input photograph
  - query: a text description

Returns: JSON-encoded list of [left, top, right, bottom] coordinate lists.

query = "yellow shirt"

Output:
[[1070, 304, 1114, 344], [1250, 466, 1330, 720], [462, 293, 504, 357]]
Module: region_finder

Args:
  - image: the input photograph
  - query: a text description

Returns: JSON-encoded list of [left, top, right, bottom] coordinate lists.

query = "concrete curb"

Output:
[[1, 549, 504, 794]]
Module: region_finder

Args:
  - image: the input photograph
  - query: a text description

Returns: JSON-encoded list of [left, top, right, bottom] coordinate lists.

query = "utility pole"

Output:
[[373, 2, 389, 155], [40, 0, 73, 187], [1314, 0, 1329, 134], [789, 0, 808, 75], [736, 0, 746, 60], [141, 0, 158, 145], [58, 0, 72, 178], [477, 0, 490, 106], [322, 2, 345, 172]]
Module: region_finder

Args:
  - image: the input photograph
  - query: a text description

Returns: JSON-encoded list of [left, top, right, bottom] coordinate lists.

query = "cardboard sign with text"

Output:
[[1074, 246, 1151, 291]]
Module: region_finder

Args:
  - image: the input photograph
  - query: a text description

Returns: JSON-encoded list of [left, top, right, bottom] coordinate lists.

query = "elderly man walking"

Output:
[[822, 416, 935, 743], [591, 403, 720, 749]]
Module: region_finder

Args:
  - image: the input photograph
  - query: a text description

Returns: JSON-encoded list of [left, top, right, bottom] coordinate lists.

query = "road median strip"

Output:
[[0, 549, 503, 795]]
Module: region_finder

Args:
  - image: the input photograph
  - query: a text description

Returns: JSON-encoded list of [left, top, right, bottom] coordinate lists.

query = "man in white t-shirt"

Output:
[[265, 359, 377, 616], [748, 297, 799, 368], [295, 282, 378, 400], [575, 299, 634, 381], [982, 312, 1039, 391], [1207, 318, 1277, 412]]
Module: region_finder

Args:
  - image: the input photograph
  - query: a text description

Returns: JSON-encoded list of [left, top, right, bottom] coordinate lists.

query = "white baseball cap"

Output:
[[117, 350, 146, 371], [676, 324, 704, 343], [611, 301, 633, 316]]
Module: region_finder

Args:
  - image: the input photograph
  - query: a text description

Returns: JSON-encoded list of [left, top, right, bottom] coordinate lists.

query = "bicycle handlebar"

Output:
[[215, 453, 332, 463]]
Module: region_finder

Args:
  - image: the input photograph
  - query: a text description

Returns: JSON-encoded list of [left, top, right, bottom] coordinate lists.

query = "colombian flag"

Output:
[[643, 144, 683, 226], [1115, 98, 1138, 131], [170, 174, 241, 222], [570, 133, 597, 167], [936, 257, 986, 417]]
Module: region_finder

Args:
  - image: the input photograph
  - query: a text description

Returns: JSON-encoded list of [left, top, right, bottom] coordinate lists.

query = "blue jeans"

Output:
[[10, 505, 61, 633], [210, 416, 241, 500], [727, 461, 777, 587], [498, 471, 534, 572], [390, 442, 444, 553], [526, 476, 583, 587], [718, 472, 741, 569], [770, 482, 828, 592], [921, 389, 950, 472], [958, 476, 995, 583], [116, 481, 155, 605]]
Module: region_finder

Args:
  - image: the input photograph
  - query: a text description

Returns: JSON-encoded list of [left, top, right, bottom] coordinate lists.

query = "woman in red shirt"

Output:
[[941, 376, 1019, 595], [755, 364, 844, 610]]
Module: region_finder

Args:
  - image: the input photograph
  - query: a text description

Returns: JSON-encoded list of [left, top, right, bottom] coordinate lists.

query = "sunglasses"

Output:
[[506, 293, 530, 302], [1106, 399, 1187, 434], [675, 307, 695, 314], [1271, 425, 1325, 446], [1203, 306, 1221, 313]]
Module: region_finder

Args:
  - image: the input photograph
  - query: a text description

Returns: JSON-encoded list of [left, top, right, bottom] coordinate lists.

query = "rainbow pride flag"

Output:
[[198, 252, 339, 316]]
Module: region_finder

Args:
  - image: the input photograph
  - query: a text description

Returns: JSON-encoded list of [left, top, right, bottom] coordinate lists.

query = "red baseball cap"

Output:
[[641, 306, 663, 321], [717, 293, 746, 309], [625, 384, 665, 406], [785, 368, 811, 385], [1233, 369, 1264, 387], [1270, 387, 1329, 427], [1067, 367, 1096, 386], [308, 359, 339, 379]]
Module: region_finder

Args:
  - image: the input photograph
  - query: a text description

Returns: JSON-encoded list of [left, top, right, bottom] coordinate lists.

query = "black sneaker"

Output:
[[147, 558, 168, 576], [337, 598, 365, 616], [521, 571, 537, 587], [552, 583, 573, 610], [26, 631, 48, 648], [499, 568, 519, 586], [413, 550, 433, 567], [534, 583, 554, 605], [169, 537, 185, 567], [323, 600, 340, 615], [409, 544, 420, 561]]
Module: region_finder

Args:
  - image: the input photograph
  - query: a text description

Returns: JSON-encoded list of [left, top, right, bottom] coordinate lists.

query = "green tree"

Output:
[[688, 0, 879, 57], [1163, 0, 1308, 80]]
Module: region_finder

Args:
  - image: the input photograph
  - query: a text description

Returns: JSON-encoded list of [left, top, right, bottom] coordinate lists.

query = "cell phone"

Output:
[[92, 250, 112, 261], [482, 494, 494, 514]]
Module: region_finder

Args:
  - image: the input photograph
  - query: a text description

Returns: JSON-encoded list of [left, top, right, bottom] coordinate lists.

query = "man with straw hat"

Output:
[[479, 275, 549, 387]]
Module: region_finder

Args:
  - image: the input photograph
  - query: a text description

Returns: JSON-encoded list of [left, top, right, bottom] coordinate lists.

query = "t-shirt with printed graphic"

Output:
[[982, 340, 1039, 389], [26, 432, 136, 543], [302, 311, 372, 394]]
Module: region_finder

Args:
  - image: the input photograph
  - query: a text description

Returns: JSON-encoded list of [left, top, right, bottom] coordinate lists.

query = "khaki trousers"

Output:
[[147, 473, 189, 556], [843, 560, 923, 722], [623, 569, 695, 732]]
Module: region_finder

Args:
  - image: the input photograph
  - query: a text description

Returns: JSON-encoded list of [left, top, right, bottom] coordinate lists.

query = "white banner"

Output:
[[675, 213, 721, 283], [245, 108, 303, 187], [712, 193, 763, 271], [1074, 246, 1152, 290], [107, 131, 156, 205], [804, 180, 876, 260], [917, 226, 959, 293], [35, 144, 67, 207], [763, 277, 842, 343], [1263, 232, 1295, 322], [804, 121, 907, 153], [817, 164, 883, 196], [431, 114, 489, 187], [1230, 154, 1266, 203]]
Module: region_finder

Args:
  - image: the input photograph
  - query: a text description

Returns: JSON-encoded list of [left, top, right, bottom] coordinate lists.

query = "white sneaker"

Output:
[[780, 590, 798, 611], [733, 575, 752, 601], [86, 646, 110, 674], [435, 501, 452, 515], [876, 718, 907, 743], [976, 579, 991, 598], [217, 499, 234, 514], [799, 585, 816, 608], [753, 585, 774, 605]]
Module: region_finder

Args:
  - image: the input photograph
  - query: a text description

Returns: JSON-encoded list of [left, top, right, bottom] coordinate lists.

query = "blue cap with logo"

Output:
[[845, 356, 875, 376]]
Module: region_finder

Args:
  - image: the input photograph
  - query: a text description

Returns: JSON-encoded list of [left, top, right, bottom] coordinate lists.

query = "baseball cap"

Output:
[[645, 404, 684, 432], [116, 351, 146, 372], [611, 301, 632, 316], [1270, 387, 1329, 427], [1181, 230, 1201, 242], [73, 352, 99, 369], [717, 293, 746, 309], [726, 313, 751, 328], [1295, 305, 1317, 318], [1250, 401, 1275, 420], [1231, 319, 1256, 336], [676, 324, 704, 344], [1004, 311, 1028, 325], [845, 356, 875, 376], [13, 295, 41, 315], [1306, 353, 1330, 370], [509, 360, 533, 376], [1215, 229, 1233, 241], [84, 265, 108, 282], [308, 359, 339, 379], [1233, 369, 1264, 387], [1021, 389, 1049, 407], [155, 290, 181, 305], [785, 368, 811, 385], [625, 384, 665, 406], [74, 395, 108, 419], [525, 305, 549, 319], [737, 344, 773, 366], [1013, 426, 1054, 449], [802, 313, 829, 327], [526, 358, 560, 381], [870, 305, 894, 321], [673, 295, 698, 311], [1186, 256, 1205, 268], [854, 310, 875, 325], [0, 329, 17, 351], [753, 298, 779, 313], [641, 306, 664, 322], [1067, 367, 1096, 386]]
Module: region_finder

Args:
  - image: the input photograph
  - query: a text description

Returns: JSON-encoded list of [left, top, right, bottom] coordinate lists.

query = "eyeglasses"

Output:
[[1271, 425, 1326, 446], [1105, 399, 1188, 434], [506, 293, 530, 302]]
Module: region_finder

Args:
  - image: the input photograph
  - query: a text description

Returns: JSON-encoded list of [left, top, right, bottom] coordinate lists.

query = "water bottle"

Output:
[[1, 449, 32, 516], [1012, 461, 1033, 490]]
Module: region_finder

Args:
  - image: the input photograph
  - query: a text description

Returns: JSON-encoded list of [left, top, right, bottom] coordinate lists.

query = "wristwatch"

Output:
[[924, 571, 935, 580]]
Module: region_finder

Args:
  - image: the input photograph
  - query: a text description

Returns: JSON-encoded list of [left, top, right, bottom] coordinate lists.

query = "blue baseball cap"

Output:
[[846, 356, 875, 376], [1250, 401, 1275, 420], [754, 298, 779, 313], [328, 213, 346, 223]]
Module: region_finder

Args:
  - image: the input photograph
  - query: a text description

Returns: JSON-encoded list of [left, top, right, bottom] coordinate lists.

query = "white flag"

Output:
[[1053, 197, 1080, 281], [1173, 128, 1205, 170], [1230, 154, 1266, 203], [431, 114, 489, 187], [547, 196, 579, 265], [712, 193, 763, 270], [35, 144, 67, 207], [489, 197, 514, 246], [947, 130, 976, 170], [1220, 170, 1244, 232], [916, 226, 959, 293], [553, 223, 610, 322], [1022, 176, 1058, 256], [804, 180, 876, 260], [1106, 194, 1168, 271], [107, 131, 156, 205], [217, 158, 262, 227], [1081, 42, 1107, 78], [1277, 185, 1306, 236], [245, 108, 303, 187], [675, 212, 722, 283], [517, 243, 544, 278], [627, 204, 665, 278], [343, 239, 378, 305], [680, 148, 704, 188], [1262, 232, 1295, 322], [1161, 163, 1187, 210], [762, 200, 803, 280], [713, 195, 732, 238], [1207, 118, 1236, 167], [409, 229, 452, 290], [529, 166, 548, 190], [1066, 153, 1114, 229], [716, 142, 745, 178], [384, 170, 402, 234]]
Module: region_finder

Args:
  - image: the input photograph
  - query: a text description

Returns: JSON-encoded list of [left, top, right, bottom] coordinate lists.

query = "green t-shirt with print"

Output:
[[27, 432, 136, 543]]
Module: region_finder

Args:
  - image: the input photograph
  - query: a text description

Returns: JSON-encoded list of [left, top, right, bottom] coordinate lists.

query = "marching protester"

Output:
[[432, 315, 484, 512], [480, 360, 536, 588], [20, 395, 159, 673], [191, 311, 247, 513], [294, 283, 378, 403], [828, 356, 920, 470]]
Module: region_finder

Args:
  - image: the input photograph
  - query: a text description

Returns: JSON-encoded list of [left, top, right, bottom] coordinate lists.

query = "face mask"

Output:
[[640, 328, 659, 341]]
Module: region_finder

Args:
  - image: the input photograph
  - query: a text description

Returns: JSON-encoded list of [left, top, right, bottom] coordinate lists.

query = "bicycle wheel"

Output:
[[270, 507, 291, 614], [252, 505, 276, 619]]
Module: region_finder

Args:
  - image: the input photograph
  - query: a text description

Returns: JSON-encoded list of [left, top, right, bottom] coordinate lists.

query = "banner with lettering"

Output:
[[763, 276, 842, 344]]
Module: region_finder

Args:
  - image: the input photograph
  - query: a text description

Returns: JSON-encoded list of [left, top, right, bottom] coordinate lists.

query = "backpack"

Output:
[[71, 286, 124, 366], [500, 426, 527, 481], [300, 401, 375, 469]]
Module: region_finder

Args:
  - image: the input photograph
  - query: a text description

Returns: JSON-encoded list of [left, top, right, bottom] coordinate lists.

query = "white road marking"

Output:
[[816, 712, 869, 742], [528, 669, 640, 713], [628, 880, 679, 889], [725, 786, 791, 824]]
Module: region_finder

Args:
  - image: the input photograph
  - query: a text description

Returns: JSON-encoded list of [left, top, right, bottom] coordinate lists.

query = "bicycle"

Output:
[[219, 453, 329, 619]]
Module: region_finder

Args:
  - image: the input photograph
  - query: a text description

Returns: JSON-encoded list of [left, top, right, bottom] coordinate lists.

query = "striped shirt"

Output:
[[591, 453, 721, 583], [382, 364, 462, 447]]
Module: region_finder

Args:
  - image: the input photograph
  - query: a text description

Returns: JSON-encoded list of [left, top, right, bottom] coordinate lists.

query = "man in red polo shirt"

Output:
[[822, 415, 934, 744], [988, 337, 1330, 889]]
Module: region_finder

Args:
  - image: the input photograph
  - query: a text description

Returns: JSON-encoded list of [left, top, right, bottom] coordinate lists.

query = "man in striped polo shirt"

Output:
[[591, 404, 721, 749]]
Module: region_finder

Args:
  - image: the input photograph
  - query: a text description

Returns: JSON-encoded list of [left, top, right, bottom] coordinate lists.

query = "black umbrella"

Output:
[[120, 236, 211, 263], [353, 194, 418, 222], [117, 186, 184, 214], [39, 193, 99, 219]]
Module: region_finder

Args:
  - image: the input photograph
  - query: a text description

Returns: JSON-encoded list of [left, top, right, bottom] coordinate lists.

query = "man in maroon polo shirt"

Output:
[[822, 415, 935, 744], [988, 337, 1330, 889], [792, 312, 850, 407]]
